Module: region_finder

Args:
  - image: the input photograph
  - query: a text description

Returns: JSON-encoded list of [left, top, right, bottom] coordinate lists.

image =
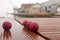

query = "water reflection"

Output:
[[3, 30, 12, 40]]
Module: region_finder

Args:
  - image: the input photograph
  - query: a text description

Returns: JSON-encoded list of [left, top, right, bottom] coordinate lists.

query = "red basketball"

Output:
[[29, 23, 39, 32], [2, 21, 12, 31]]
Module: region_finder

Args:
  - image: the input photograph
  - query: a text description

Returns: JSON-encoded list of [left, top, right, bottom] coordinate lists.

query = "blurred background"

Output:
[[0, 0, 49, 18], [0, 0, 60, 18]]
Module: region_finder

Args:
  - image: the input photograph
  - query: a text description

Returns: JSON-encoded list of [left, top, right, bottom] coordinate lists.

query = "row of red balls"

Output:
[[2, 21, 50, 40], [23, 20, 39, 32], [2, 21, 39, 32]]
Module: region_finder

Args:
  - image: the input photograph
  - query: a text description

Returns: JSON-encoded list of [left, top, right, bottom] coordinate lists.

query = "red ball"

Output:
[[23, 20, 28, 28], [2, 21, 12, 31], [26, 21, 32, 29], [29, 23, 39, 32]]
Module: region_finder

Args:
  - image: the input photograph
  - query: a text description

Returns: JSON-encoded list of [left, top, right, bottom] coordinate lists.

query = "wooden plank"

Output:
[[15, 17, 60, 40], [0, 18, 45, 40]]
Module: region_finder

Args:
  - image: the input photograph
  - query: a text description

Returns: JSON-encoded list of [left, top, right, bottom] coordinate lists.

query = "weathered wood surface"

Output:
[[0, 18, 45, 40], [15, 17, 60, 40]]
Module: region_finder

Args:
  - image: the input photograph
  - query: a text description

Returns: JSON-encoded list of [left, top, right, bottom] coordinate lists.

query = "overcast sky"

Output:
[[0, 0, 49, 17]]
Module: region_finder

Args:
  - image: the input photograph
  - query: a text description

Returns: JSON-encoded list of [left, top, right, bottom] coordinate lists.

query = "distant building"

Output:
[[41, 0, 60, 15], [21, 4, 34, 9], [14, 3, 52, 16], [20, 4, 34, 13], [16, 3, 41, 14], [28, 3, 41, 15]]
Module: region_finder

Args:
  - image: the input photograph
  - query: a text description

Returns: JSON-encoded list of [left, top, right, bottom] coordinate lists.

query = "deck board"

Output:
[[0, 18, 45, 40], [15, 17, 60, 40]]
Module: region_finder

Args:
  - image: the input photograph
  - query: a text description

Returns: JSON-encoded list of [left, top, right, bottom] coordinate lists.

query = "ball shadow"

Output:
[[23, 28, 50, 40], [3, 30, 12, 40]]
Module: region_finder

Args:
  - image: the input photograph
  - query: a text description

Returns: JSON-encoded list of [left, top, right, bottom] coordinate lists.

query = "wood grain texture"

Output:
[[15, 17, 60, 40], [0, 18, 45, 40]]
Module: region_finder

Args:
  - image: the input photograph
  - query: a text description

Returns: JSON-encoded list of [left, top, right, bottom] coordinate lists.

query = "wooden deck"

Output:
[[0, 17, 60, 40], [0, 18, 46, 40], [15, 17, 60, 40]]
